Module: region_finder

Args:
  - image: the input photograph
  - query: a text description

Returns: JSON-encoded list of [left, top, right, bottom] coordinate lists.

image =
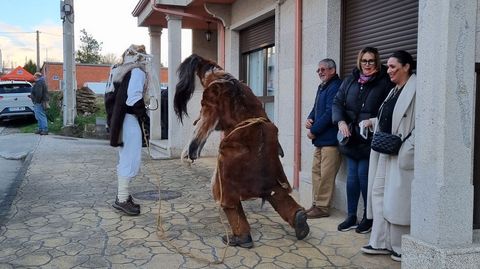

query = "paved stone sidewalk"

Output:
[[0, 135, 400, 268]]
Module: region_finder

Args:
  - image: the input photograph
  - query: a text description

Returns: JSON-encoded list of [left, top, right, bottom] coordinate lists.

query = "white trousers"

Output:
[[117, 114, 142, 178], [369, 154, 410, 254]]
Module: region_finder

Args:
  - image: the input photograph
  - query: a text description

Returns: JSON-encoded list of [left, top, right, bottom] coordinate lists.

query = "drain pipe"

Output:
[[293, 0, 303, 189], [150, 0, 225, 67]]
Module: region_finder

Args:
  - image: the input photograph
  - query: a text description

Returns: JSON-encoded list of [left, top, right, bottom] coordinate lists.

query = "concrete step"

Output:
[[147, 139, 172, 159], [83, 117, 108, 139]]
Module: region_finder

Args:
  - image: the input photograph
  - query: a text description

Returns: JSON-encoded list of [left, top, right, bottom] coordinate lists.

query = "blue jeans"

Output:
[[346, 157, 369, 217], [33, 103, 48, 131]]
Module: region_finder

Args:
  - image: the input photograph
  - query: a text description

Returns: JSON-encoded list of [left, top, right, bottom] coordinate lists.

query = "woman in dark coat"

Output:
[[332, 47, 393, 233]]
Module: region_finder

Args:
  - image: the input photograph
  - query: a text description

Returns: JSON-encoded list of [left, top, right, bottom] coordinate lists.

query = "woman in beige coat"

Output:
[[358, 50, 416, 262]]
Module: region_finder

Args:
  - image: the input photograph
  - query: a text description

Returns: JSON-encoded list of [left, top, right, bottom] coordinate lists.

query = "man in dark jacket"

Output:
[[31, 72, 49, 135], [305, 58, 342, 218]]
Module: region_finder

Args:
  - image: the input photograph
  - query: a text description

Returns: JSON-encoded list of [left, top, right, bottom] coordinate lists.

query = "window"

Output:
[[239, 16, 275, 121], [0, 82, 32, 94], [242, 46, 276, 121]]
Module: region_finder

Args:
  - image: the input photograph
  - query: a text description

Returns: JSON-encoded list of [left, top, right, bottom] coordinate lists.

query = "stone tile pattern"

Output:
[[0, 136, 400, 268]]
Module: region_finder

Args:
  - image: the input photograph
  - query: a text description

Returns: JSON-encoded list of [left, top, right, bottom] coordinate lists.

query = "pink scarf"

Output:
[[358, 74, 372, 85]]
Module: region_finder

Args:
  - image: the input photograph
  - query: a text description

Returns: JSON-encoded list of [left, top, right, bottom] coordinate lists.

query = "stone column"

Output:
[[402, 0, 480, 268], [166, 14, 183, 157], [148, 26, 162, 141]]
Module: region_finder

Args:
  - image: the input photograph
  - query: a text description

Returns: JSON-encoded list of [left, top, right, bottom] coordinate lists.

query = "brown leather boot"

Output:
[[305, 205, 316, 213], [306, 206, 329, 219]]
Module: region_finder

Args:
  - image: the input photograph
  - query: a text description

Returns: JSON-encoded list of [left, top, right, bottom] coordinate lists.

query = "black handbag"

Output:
[[371, 131, 411, 155]]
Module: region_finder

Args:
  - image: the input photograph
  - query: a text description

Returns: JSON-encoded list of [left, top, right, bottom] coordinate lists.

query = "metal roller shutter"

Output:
[[240, 17, 275, 54], [341, 0, 418, 76]]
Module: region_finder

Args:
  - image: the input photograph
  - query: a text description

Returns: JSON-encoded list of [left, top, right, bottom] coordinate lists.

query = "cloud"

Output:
[[0, 22, 62, 68], [74, 0, 191, 66], [1, 1, 147, 68], [74, 0, 149, 58], [1, 0, 191, 69]]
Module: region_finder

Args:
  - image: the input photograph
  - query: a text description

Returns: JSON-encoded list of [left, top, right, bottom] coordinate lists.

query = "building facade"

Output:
[[133, 0, 480, 267], [40, 62, 169, 91], [41, 62, 111, 91]]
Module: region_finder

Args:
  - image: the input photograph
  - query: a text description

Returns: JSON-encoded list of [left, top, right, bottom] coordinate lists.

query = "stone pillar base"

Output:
[[402, 235, 480, 269]]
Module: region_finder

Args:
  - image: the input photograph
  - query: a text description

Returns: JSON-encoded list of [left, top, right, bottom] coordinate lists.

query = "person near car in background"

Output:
[[31, 72, 49, 135]]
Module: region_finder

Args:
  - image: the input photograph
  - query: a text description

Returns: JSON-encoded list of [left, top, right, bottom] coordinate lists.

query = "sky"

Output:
[[0, 0, 192, 69]]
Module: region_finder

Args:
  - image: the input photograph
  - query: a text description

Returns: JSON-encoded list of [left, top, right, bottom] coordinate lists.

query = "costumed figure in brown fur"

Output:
[[173, 54, 310, 248]]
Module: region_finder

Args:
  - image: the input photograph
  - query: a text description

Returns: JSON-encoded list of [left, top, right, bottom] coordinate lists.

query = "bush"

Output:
[[46, 92, 62, 122], [20, 91, 63, 134]]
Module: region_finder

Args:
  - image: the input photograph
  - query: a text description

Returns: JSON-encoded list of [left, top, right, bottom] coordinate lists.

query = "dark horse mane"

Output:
[[174, 54, 221, 122]]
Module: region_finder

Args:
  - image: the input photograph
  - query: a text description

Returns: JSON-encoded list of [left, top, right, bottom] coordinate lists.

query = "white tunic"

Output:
[[117, 68, 146, 178]]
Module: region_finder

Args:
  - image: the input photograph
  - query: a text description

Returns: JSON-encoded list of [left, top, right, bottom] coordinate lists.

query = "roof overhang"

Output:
[[132, 0, 235, 30]]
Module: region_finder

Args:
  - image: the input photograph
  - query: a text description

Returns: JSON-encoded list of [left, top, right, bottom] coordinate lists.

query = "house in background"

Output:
[[132, 0, 480, 267], [40, 62, 169, 92], [41, 62, 111, 91], [0, 66, 35, 82]]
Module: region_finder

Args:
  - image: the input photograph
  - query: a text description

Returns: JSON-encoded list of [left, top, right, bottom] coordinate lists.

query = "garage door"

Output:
[[341, 0, 418, 76]]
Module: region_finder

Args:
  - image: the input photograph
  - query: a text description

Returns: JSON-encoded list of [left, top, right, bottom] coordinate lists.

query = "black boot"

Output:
[[356, 216, 372, 234], [127, 195, 140, 209], [294, 210, 310, 240], [221, 234, 254, 248], [337, 215, 357, 231], [112, 196, 140, 216]]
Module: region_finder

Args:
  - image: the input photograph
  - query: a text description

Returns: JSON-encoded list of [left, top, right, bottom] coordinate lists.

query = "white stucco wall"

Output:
[[192, 29, 218, 62], [476, 1, 480, 63], [276, 0, 296, 186], [230, 0, 277, 26], [297, 0, 339, 208]]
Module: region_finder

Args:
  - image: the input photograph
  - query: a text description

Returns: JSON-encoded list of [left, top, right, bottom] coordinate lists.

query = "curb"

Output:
[[0, 151, 33, 225]]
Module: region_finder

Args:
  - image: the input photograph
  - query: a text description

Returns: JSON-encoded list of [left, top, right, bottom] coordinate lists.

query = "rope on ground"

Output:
[[140, 121, 230, 265]]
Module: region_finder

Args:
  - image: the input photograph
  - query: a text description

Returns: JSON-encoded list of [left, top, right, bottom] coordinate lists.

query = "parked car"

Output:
[[0, 80, 35, 120]]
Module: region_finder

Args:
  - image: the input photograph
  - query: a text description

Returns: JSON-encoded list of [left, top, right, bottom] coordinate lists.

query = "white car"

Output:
[[0, 80, 35, 120]]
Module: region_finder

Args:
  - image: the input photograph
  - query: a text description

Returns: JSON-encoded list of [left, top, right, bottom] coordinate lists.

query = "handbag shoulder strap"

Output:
[[402, 128, 414, 142], [377, 87, 397, 121]]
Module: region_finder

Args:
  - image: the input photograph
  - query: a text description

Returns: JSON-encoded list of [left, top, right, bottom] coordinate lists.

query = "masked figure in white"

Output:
[[105, 44, 158, 215]]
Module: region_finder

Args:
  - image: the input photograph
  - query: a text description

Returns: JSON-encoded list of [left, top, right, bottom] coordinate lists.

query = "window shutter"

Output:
[[240, 17, 275, 54], [341, 0, 418, 76]]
